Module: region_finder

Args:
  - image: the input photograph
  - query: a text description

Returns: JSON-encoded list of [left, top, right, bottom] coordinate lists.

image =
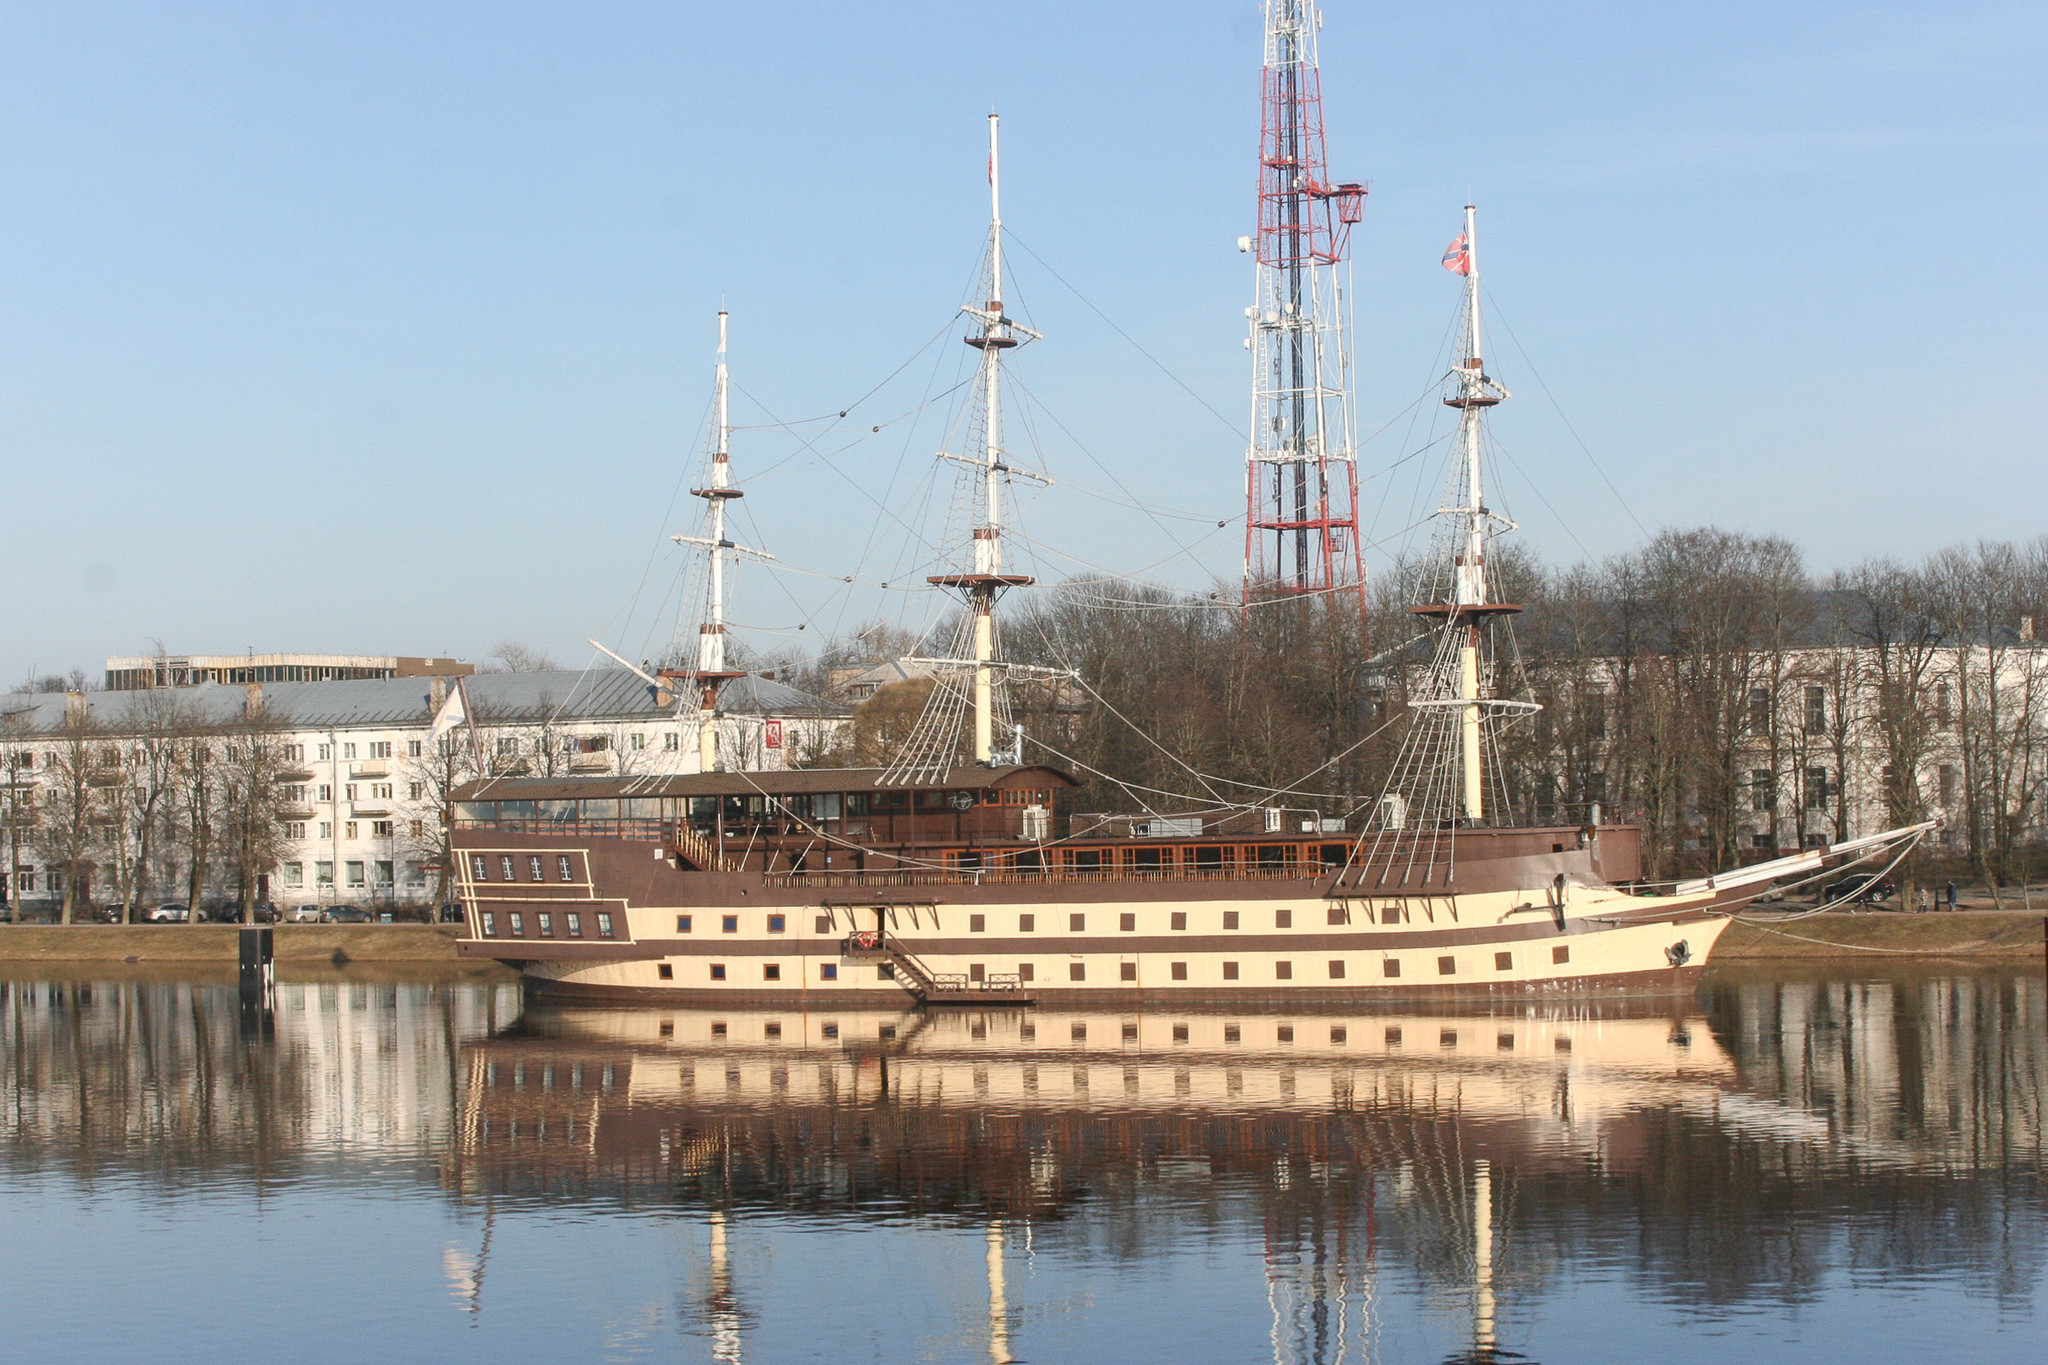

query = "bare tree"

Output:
[[487, 642, 559, 673], [30, 701, 101, 924]]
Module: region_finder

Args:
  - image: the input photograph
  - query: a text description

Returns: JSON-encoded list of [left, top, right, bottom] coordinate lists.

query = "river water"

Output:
[[1, 963, 2041, 1364]]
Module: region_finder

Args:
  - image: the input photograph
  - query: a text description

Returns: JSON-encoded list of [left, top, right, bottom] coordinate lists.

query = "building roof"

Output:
[[0, 668, 848, 736], [452, 765, 1076, 801]]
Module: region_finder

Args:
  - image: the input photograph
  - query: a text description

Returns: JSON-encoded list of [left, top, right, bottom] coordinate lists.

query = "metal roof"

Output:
[[0, 668, 847, 736], [452, 765, 1076, 801]]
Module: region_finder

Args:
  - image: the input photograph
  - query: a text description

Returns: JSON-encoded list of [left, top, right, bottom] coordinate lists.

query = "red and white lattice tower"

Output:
[[1243, 0, 1368, 623]]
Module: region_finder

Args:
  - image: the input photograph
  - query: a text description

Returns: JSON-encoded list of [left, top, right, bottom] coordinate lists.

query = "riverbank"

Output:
[[1716, 909, 2047, 960], [0, 924, 466, 963]]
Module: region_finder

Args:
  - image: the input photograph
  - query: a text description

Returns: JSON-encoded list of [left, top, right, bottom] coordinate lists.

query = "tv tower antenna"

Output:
[[1242, 0, 1368, 625]]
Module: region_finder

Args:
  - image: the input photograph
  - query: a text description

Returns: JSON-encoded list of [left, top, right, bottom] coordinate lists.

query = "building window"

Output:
[[1171, 962, 1187, 980], [342, 743, 357, 760], [1939, 765, 1956, 806], [566, 913, 582, 936], [346, 861, 366, 888], [1437, 955, 1456, 975], [368, 741, 391, 759], [1804, 685, 1826, 732], [496, 737, 517, 756], [1275, 961, 1293, 980], [767, 915, 785, 934], [1119, 962, 1136, 981], [407, 739, 423, 757], [527, 855, 543, 880], [470, 855, 487, 878], [508, 912, 524, 935], [316, 861, 334, 886], [1747, 687, 1771, 731], [820, 963, 837, 981], [764, 964, 781, 981], [1805, 767, 1830, 810], [286, 822, 306, 840], [537, 913, 553, 936], [318, 821, 333, 840], [373, 860, 393, 886], [318, 743, 332, 760], [630, 733, 645, 751], [408, 783, 424, 800], [345, 785, 358, 802], [341, 821, 358, 840], [481, 913, 496, 935], [1222, 911, 1240, 930], [372, 821, 394, 838], [664, 733, 679, 751], [1069, 962, 1085, 981], [497, 855, 513, 879], [596, 912, 614, 937], [710, 964, 726, 981], [1222, 961, 1239, 980], [317, 784, 332, 802], [657, 963, 673, 979], [282, 863, 303, 889]]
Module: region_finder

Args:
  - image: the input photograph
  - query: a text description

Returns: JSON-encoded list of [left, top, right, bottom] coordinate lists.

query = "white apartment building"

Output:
[[0, 668, 848, 913]]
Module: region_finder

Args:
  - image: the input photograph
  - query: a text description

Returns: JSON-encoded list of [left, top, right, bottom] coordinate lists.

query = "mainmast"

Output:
[[1243, 0, 1368, 625], [667, 312, 772, 773], [927, 113, 1037, 766]]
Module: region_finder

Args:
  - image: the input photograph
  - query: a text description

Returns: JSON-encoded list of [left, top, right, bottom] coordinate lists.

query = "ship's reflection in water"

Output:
[[1, 967, 2043, 1364]]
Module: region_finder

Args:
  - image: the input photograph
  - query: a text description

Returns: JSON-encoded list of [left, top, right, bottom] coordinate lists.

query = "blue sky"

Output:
[[2, 1, 2041, 684]]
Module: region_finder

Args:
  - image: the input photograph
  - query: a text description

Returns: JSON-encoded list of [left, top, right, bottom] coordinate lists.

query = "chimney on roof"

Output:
[[429, 677, 449, 711], [64, 691, 86, 726], [2023, 616, 2036, 643], [245, 682, 265, 715]]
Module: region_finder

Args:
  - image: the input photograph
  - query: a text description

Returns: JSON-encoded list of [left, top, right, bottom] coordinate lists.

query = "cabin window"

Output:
[[1171, 962, 1187, 980], [969, 914, 986, 932], [558, 856, 574, 881], [1119, 913, 1135, 931], [1383, 959, 1401, 977], [1133, 847, 1161, 872], [1275, 961, 1293, 980], [677, 915, 693, 933], [657, 963, 673, 980], [1014, 849, 1042, 872], [1437, 955, 1456, 975], [1170, 911, 1187, 930], [820, 963, 837, 981], [1069, 913, 1085, 932], [1019, 914, 1035, 932], [1319, 844, 1346, 866], [1553, 945, 1570, 964], [1381, 905, 1403, 924], [471, 855, 488, 878], [815, 915, 832, 934], [815, 793, 842, 820], [1222, 961, 1239, 980], [528, 856, 544, 881], [1069, 963, 1086, 981], [1195, 846, 1224, 871], [1119, 963, 1136, 981], [508, 913, 524, 936], [1018, 964, 1034, 982], [1275, 909, 1292, 928], [1495, 951, 1514, 971], [953, 850, 983, 871], [722, 915, 738, 933], [1223, 911, 1240, 930], [1257, 845, 1285, 869], [596, 912, 614, 937], [1331, 1026, 1347, 1044], [916, 791, 950, 811], [1328, 906, 1350, 925], [710, 964, 726, 980], [1223, 1024, 1241, 1043], [764, 964, 781, 981], [1328, 960, 1346, 979], [767, 915, 785, 934], [566, 914, 582, 937], [1072, 849, 1101, 873], [480, 913, 496, 935], [537, 913, 553, 936]]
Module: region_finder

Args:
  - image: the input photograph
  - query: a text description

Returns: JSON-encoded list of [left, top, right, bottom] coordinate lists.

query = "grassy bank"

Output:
[[0, 923, 466, 963], [1716, 910, 2048, 960]]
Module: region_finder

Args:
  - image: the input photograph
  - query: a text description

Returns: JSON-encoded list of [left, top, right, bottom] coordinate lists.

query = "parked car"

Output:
[[144, 904, 191, 923], [321, 906, 374, 924], [1823, 874, 1896, 906], [286, 904, 326, 924]]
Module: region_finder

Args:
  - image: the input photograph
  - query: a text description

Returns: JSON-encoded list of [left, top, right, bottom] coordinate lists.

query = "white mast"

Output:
[[672, 311, 772, 773], [1452, 205, 1489, 821]]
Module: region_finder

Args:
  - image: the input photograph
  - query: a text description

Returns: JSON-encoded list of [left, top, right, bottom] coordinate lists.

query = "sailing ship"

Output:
[[448, 113, 1925, 1003]]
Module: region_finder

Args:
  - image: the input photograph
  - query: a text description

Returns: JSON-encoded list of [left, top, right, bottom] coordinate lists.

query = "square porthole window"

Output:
[[1170, 962, 1187, 980], [1552, 945, 1571, 965], [1018, 964, 1035, 982], [1119, 962, 1136, 981], [1385, 1026, 1404, 1047], [657, 963, 674, 980], [1069, 913, 1086, 932], [1383, 958, 1401, 978], [1223, 1024, 1241, 1044], [763, 964, 781, 981], [969, 913, 986, 932], [819, 963, 837, 981], [676, 915, 693, 934], [767, 915, 786, 934], [1172, 1023, 1189, 1043], [1328, 960, 1346, 979], [1277, 1025, 1294, 1043], [1170, 911, 1187, 930], [1275, 909, 1292, 928], [722, 915, 739, 933], [1223, 911, 1240, 930], [815, 915, 832, 934], [1222, 961, 1240, 980], [1437, 956, 1457, 976], [710, 964, 727, 981], [1069, 962, 1086, 981], [1119, 913, 1135, 931], [1275, 961, 1293, 980], [1328, 906, 1350, 925], [1330, 1026, 1348, 1044], [1494, 951, 1514, 971], [1019, 914, 1036, 932]]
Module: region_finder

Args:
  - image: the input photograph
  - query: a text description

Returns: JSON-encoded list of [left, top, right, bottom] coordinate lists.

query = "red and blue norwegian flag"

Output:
[[1441, 233, 1471, 276]]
